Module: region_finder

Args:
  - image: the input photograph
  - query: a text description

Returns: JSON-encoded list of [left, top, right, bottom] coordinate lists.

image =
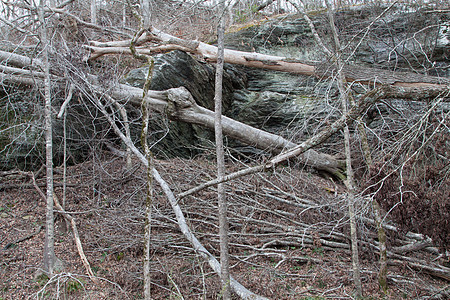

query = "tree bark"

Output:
[[39, 0, 55, 276], [373, 200, 388, 293], [0, 50, 43, 69], [140, 57, 155, 300], [214, 8, 231, 299], [57, 83, 75, 216], [326, 4, 362, 295], [127, 22, 156, 299], [90, 0, 97, 25], [256, 0, 276, 12], [140, 0, 151, 28], [142, 99, 153, 300]]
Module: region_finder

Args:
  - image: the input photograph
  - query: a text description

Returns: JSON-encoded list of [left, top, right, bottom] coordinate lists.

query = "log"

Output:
[[86, 29, 450, 88], [111, 84, 344, 174], [0, 50, 43, 69]]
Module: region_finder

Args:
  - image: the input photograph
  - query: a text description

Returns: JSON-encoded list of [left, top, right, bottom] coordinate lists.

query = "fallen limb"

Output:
[[0, 182, 77, 191], [53, 193, 98, 284], [86, 29, 450, 88], [2, 225, 43, 251], [391, 238, 434, 254], [175, 164, 450, 284], [2, 52, 448, 178], [3, 49, 448, 102], [358, 237, 450, 282], [389, 259, 450, 282], [0, 50, 43, 69], [93, 95, 268, 299], [48, 8, 130, 37], [152, 168, 269, 299], [0, 2, 129, 38], [0, 55, 344, 174], [179, 85, 385, 198]]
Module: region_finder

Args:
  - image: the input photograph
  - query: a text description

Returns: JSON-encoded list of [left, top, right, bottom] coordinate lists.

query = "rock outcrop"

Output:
[[2, 4, 449, 169], [122, 50, 246, 157]]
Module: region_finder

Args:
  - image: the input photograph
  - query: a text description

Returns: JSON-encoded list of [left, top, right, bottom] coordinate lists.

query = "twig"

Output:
[[179, 86, 382, 198], [2, 225, 43, 250], [29, 172, 98, 284], [92, 93, 269, 299], [0, 182, 77, 191]]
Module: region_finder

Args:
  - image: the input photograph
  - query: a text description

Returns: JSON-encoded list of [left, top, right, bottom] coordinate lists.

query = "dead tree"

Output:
[[85, 27, 450, 88]]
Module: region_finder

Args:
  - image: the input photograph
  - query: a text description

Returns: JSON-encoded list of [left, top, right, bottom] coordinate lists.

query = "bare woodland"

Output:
[[0, 0, 449, 299]]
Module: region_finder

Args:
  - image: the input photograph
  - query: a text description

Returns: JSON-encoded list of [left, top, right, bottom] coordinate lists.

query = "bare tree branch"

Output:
[[91, 94, 268, 300]]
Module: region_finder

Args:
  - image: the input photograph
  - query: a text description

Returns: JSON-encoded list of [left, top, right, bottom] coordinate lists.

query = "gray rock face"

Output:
[[0, 89, 105, 170], [0, 92, 43, 170], [232, 90, 304, 132], [226, 4, 449, 75], [3, 5, 448, 170], [434, 21, 449, 62], [223, 5, 449, 155], [353, 8, 449, 77], [123, 50, 245, 111], [225, 17, 320, 61], [225, 17, 333, 145], [230, 68, 322, 136], [122, 50, 247, 158]]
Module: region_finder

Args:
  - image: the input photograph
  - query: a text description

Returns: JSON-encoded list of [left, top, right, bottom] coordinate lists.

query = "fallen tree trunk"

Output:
[[0, 59, 343, 174], [0, 50, 43, 69], [177, 84, 449, 197], [86, 29, 450, 88], [110, 84, 344, 175], [2, 52, 448, 176]]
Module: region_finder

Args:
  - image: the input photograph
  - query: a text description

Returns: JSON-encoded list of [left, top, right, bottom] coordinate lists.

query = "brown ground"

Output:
[[0, 155, 448, 299]]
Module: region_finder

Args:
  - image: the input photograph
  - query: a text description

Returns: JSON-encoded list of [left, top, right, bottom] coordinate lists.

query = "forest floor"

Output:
[[0, 154, 448, 299]]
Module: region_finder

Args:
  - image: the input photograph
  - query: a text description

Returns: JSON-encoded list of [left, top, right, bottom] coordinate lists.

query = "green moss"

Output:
[[66, 280, 83, 294], [227, 18, 270, 34], [34, 274, 49, 286]]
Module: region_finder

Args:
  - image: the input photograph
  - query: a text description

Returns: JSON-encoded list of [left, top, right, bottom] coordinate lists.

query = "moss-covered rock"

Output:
[[0, 89, 44, 170]]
